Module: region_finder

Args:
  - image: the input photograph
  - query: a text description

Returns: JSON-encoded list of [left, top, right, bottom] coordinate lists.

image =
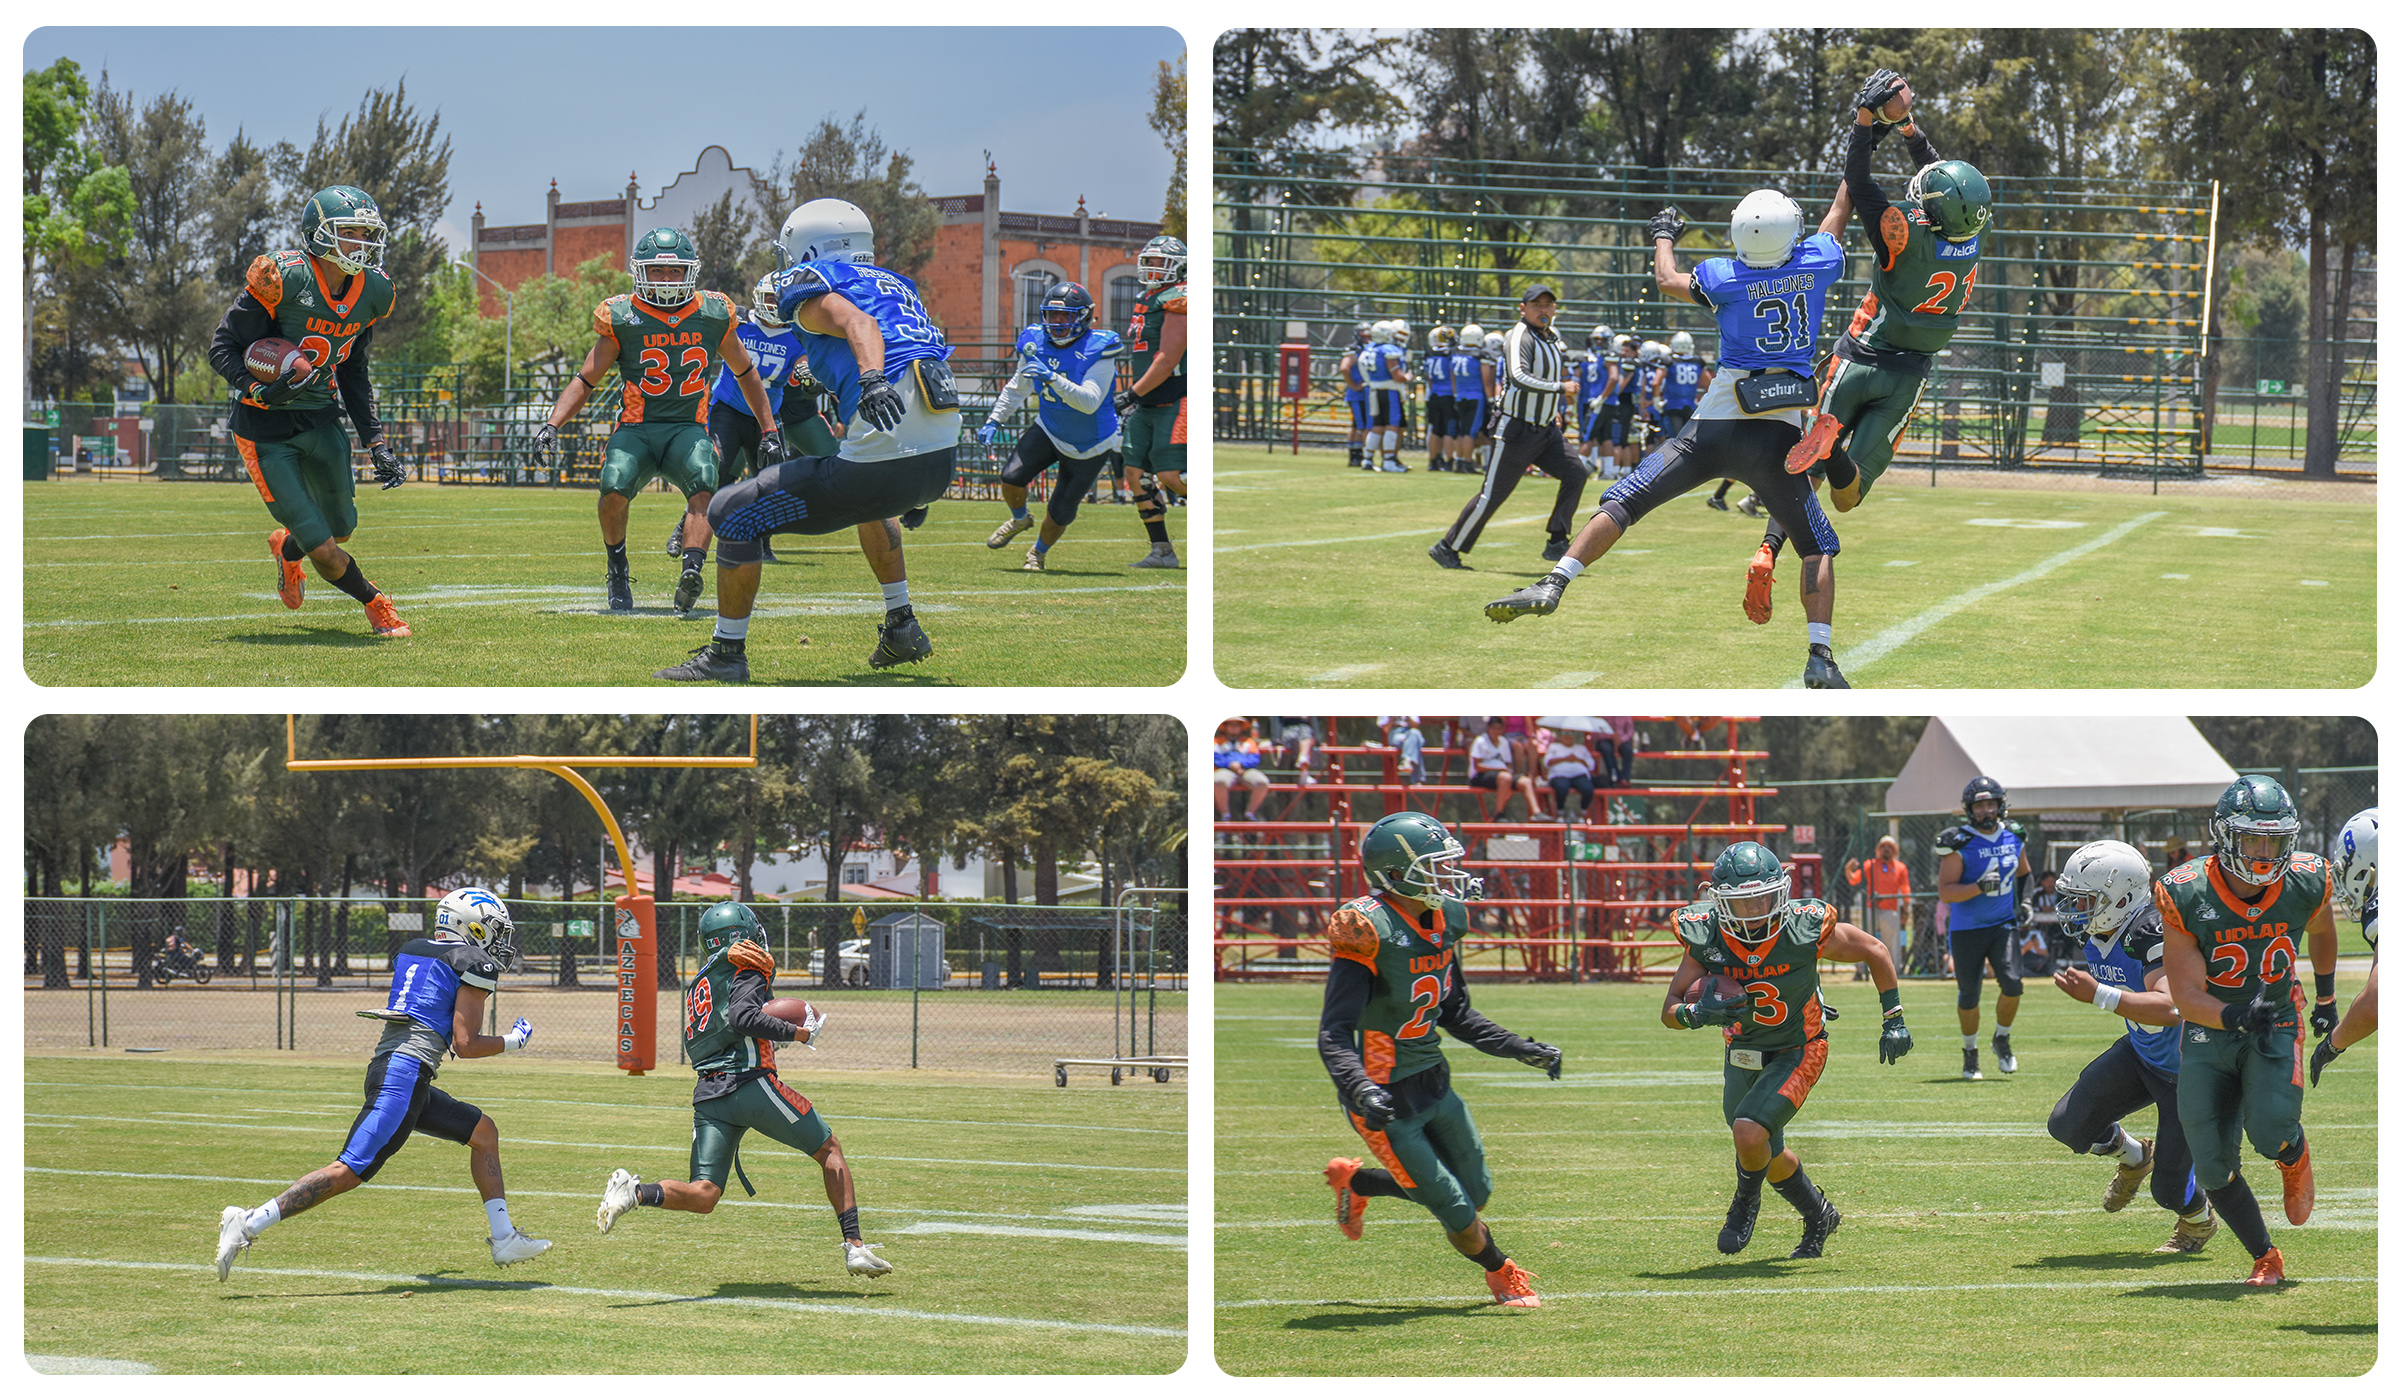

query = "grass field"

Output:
[[1213, 447, 2374, 688], [1216, 975, 2377, 1376], [26, 1052, 1187, 1373], [22, 481, 1187, 686]]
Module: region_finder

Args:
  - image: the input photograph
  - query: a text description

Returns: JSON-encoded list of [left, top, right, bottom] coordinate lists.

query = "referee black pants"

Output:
[[1440, 415, 1591, 554]]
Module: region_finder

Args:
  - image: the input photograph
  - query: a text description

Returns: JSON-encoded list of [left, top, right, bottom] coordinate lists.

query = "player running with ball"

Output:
[[1662, 843, 1912, 1259], [1318, 812, 1563, 1308], [596, 901, 894, 1279]]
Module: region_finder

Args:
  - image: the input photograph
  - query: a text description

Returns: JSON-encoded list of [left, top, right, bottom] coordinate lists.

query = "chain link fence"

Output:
[[24, 895, 1187, 1076]]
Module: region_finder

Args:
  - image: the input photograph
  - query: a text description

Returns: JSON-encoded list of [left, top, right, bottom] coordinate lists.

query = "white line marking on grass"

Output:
[[2161, 573, 2189, 579], [1307, 663, 1386, 682], [1885, 560, 1918, 567], [2189, 527, 2258, 538], [1540, 672, 1602, 687], [27, 1258, 1184, 1338], [27, 1356, 158, 1374], [1809, 510, 2167, 685], [2301, 579, 2330, 586], [888, 1222, 1185, 1248], [1218, 1276, 2376, 1310], [1216, 515, 1544, 553], [1964, 518, 2085, 529]]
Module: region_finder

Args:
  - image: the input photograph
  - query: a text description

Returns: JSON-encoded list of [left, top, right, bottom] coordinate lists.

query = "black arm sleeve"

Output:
[[337, 325, 384, 444], [1436, 962, 1537, 1059], [209, 294, 278, 393], [723, 969, 799, 1041], [1902, 123, 1941, 172], [1316, 959, 1380, 1105], [1848, 122, 1898, 265]]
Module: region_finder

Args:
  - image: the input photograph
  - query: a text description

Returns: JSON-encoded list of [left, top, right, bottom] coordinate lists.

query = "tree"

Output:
[[689, 189, 757, 298], [24, 57, 134, 403], [1150, 55, 1188, 236], [444, 253, 630, 401], [23, 716, 113, 987], [272, 80, 455, 355], [753, 113, 936, 280], [66, 78, 216, 404]]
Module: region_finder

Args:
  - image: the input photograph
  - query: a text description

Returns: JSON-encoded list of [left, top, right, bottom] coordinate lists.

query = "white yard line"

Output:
[[1219, 1274, 2374, 1310]]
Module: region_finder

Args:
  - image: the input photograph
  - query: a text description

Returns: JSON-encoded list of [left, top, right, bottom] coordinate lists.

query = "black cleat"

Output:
[[759, 543, 779, 564], [1719, 1189, 1761, 1255], [1485, 574, 1566, 623], [1428, 542, 1471, 571], [1706, 495, 1731, 511], [672, 566, 704, 615], [900, 506, 928, 530], [868, 609, 934, 669], [654, 643, 748, 683], [1791, 1198, 1841, 1259], [607, 572, 634, 612], [1541, 536, 1570, 562], [664, 518, 685, 558], [1994, 1031, 2017, 1075], [1803, 645, 1850, 689]]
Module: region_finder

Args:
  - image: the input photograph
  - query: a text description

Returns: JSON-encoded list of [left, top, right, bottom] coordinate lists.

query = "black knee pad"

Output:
[[1600, 498, 1633, 531], [1997, 975, 2025, 999], [716, 536, 763, 566]]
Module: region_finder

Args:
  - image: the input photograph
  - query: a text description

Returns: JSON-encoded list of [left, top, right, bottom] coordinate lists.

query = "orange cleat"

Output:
[[2244, 1246, 2287, 1287], [364, 594, 412, 638], [1485, 1259, 1541, 1308], [1325, 1156, 1367, 1241], [2277, 1146, 2314, 1226], [1786, 412, 1841, 474], [1743, 545, 1776, 625], [267, 529, 306, 610]]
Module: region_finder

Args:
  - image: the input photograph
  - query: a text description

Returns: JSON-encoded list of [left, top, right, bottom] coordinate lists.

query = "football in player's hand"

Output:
[[1691, 973, 1746, 1008], [763, 996, 815, 1028], [245, 337, 313, 384]]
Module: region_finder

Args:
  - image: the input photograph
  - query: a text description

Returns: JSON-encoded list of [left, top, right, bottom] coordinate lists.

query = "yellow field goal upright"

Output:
[[284, 714, 758, 1074]]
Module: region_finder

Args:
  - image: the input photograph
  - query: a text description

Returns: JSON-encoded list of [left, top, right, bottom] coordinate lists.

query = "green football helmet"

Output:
[[631, 226, 701, 306], [1711, 841, 1791, 939], [1361, 812, 1480, 904], [300, 185, 387, 275], [696, 900, 762, 957], [2211, 775, 2302, 888], [1906, 160, 1992, 243], [1138, 234, 1187, 287]]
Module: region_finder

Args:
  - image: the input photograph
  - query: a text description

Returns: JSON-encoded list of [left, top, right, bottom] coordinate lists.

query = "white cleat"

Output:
[[215, 1205, 254, 1281], [491, 1230, 553, 1266], [598, 1168, 639, 1234], [985, 514, 1035, 549], [844, 1240, 897, 1277]]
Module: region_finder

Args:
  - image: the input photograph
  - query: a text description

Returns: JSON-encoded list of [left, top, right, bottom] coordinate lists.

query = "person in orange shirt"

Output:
[[1845, 835, 1913, 979]]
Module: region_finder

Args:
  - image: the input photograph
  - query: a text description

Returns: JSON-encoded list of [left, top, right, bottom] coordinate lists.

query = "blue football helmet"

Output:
[[1040, 282, 1095, 345]]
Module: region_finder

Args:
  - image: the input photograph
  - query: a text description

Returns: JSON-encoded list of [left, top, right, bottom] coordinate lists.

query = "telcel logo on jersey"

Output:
[[1938, 238, 1980, 259]]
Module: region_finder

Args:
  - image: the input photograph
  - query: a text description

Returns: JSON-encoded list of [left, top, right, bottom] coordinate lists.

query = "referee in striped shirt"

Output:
[[1430, 285, 1592, 569]]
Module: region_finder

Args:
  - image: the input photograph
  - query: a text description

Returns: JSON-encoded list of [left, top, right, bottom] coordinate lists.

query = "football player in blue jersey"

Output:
[[680, 271, 808, 585], [2311, 807, 2378, 1085], [1484, 191, 1854, 688], [1449, 324, 1489, 472], [1574, 328, 1611, 476], [977, 282, 1123, 571], [1423, 326, 1458, 471], [2044, 841, 2220, 1253], [1361, 321, 1412, 472], [214, 888, 549, 1281], [1339, 322, 1371, 468], [1937, 776, 2032, 1080], [656, 199, 960, 682]]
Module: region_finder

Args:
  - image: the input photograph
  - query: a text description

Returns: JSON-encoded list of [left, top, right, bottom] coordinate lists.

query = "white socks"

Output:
[[1962, 1034, 1978, 1050], [1554, 556, 1587, 581], [1807, 622, 1833, 649], [244, 1200, 282, 1236], [881, 580, 911, 611], [485, 1198, 513, 1238], [714, 615, 750, 644]]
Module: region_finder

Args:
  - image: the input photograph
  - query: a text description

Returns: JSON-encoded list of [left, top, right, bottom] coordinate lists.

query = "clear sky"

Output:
[[26, 26, 1184, 255]]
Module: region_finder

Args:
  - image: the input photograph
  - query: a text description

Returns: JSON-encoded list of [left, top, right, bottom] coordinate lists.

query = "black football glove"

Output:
[[1646, 208, 1688, 245], [1879, 1014, 1914, 1064], [2231, 995, 2280, 1037], [758, 428, 786, 467], [1115, 385, 1138, 415], [1518, 1041, 1564, 1079], [529, 423, 559, 470], [368, 438, 407, 490], [1854, 68, 1908, 122], [2310, 997, 2341, 1037], [1685, 987, 1744, 1027], [2308, 1036, 2343, 1088], [855, 368, 904, 431], [1351, 1083, 1396, 1131], [253, 362, 312, 408]]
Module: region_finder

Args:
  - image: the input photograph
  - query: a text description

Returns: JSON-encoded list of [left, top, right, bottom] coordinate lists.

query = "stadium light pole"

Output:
[[453, 258, 514, 396]]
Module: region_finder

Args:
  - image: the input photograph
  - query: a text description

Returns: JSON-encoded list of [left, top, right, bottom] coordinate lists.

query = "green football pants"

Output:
[[599, 421, 718, 499], [2174, 1009, 2305, 1192], [1815, 353, 1930, 502], [239, 421, 358, 553], [688, 1073, 832, 1188], [1722, 1037, 1830, 1159], [1123, 400, 1187, 476], [1344, 1085, 1491, 1232]]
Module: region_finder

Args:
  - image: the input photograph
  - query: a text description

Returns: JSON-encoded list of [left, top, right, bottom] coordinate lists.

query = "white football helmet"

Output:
[[1458, 322, 1485, 347], [1640, 340, 1669, 366], [1729, 189, 1805, 269], [777, 198, 874, 268], [1368, 320, 1396, 346], [435, 886, 520, 972], [1430, 325, 1456, 350], [2334, 807, 2377, 922], [1670, 330, 1696, 358], [751, 270, 789, 327], [1587, 324, 1612, 351], [1482, 332, 1505, 354], [1391, 318, 1412, 344], [2054, 840, 2153, 940]]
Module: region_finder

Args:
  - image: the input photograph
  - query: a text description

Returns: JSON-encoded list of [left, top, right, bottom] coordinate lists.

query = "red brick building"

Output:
[[469, 149, 1162, 359]]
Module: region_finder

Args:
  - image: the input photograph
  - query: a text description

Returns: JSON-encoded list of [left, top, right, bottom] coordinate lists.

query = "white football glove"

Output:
[[800, 1003, 828, 1046], [501, 1016, 534, 1052]]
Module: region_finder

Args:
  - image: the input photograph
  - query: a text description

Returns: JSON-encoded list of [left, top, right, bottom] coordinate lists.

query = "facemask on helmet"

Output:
[[631, 227, 700, 307], [2054, 840, 2151, 939], [1041, 282, 1095, 344], [2211, 776, 2301, 889], [1362, 813, 1482, 905], [1711, 842, 1791, 941], [435, 887, 520, 972]]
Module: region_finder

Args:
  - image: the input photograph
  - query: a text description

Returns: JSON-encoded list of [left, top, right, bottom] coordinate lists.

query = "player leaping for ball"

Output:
[[1663, 843, 1911, 1259], [2310, 807, 2378, 1085], [531, 227, 777, 616], [596, 901, 894, 1279], [214, 888, 548, 1280], [207, 184, 412, 637]]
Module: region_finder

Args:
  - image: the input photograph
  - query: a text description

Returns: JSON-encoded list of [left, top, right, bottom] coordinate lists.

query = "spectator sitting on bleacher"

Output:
[[1468, 717, 1539, 820], [1375, 716, 1426, 784], [1270, 717, 1320, 787], [1601, 716, 1637, 788], [1543, 726, 1597, 824], [1215, 719, 1271, 821]]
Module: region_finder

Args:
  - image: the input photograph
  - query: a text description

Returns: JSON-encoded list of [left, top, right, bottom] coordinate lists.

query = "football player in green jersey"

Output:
[[1663, 842, 1912, 1258], [532, 227, 778, 615], [207, 184, 413, 637], [1319, 812, 1562, 1308], [2155, 777, 2340, 1287], [1115, 235, 1187, 569], [594, 901, 894, 1279], [1740, 71, 1991, 626]]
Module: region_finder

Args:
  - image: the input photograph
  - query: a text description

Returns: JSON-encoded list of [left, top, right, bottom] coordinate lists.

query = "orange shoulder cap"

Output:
[[1878, 206, 1909, 269], [246, 254, 286, 310], [592, 297, 623, 341], [1327, 905, 1383, 968]]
